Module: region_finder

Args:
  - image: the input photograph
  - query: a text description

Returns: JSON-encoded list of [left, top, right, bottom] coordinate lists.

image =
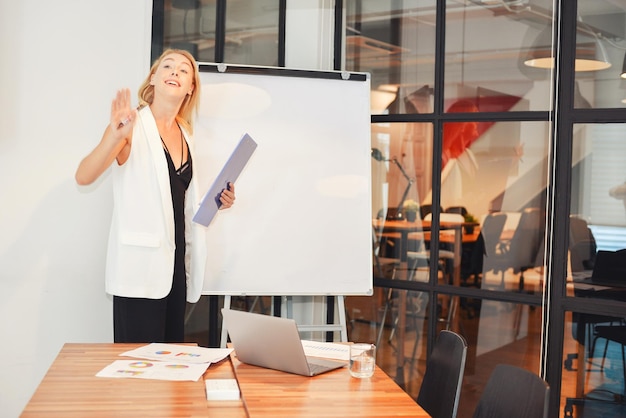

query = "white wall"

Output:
[[0, 1, 152, 416]]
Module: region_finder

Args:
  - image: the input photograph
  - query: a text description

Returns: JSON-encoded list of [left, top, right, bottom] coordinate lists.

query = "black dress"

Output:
[[161, 137, 192, 342], [113, 136, 192, 343]]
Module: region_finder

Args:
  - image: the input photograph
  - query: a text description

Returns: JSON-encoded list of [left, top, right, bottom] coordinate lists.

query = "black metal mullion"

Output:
[[333, 0, 343, 71], [151, 0, 165, 64], [214, 0, 226, 63], [278, 0, 286, 67], [544, 1, 577, 416]]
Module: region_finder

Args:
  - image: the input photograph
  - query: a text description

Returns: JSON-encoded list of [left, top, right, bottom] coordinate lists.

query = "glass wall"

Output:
[[565, 123, 626, 416], [574, 3, 626, 109], [562, 312, 626, 417], [444, 0, 552, 111], [345, 0, 437, 115], [156, 1, 626, 416], [162, 0, 216, 61], [223, 0, 279, 65], [347, 1, 556, 414], [162, 0, 280, 64], [569, 123, 626, 283]]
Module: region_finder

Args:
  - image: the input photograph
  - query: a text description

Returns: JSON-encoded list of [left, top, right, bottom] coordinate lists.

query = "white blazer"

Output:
[[105, 106, 207, 302]]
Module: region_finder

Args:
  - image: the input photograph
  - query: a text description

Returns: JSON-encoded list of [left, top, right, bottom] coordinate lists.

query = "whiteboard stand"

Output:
[[220, 295, 348, 348], [282, 296, 348, 343]]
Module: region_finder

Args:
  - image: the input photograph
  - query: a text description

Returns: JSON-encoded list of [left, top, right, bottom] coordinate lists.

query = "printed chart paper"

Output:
[[96, 360, 209, 381], [120, 343, 233, 364]]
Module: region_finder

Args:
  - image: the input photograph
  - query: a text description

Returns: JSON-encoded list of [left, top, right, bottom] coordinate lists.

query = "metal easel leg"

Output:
[[220, 295, 232, 348]]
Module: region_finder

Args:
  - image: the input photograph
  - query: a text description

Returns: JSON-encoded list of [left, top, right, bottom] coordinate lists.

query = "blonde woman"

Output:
[[76, 49, 235, 342]]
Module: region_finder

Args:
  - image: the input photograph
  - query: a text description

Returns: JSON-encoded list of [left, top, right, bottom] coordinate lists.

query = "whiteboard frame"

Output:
[[195, 63, 372, 296]]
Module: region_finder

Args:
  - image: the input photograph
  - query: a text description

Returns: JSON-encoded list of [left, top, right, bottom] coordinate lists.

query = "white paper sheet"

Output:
[[96, 359, 210, 381], [301, 340, 350, 361], [120, 343, 233, 364]]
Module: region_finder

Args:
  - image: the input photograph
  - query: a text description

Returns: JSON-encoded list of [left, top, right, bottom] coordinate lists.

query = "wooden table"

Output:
[[22, 343, 427, 417], [230, 350, 428, 417], [21, 343, 216, 418]]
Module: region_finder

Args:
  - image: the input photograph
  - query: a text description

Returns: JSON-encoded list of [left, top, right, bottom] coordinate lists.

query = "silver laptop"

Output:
[[221, 308, 346, 376]]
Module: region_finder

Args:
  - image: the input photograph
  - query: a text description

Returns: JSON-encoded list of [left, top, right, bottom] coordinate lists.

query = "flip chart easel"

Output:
[[194, 64, 371, 346], [220, 295, 348, 348]]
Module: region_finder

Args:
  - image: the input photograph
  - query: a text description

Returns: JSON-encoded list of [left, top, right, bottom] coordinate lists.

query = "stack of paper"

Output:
[[95, 343, 233, 382]]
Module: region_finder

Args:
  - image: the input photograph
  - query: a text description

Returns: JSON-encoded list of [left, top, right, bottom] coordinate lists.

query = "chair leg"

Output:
[[376, 287, 394, 348], [601, 338, 610, 371], [375, 267, 398, 348], [622, 345, 626, 397]]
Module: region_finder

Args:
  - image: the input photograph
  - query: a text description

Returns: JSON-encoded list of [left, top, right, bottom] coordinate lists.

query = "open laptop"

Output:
[[578, 249, 626, 288], [221, 308, 346, 376]]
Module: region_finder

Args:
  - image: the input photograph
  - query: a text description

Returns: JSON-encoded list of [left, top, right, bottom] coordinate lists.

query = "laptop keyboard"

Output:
[[307, 358, 344, 375]]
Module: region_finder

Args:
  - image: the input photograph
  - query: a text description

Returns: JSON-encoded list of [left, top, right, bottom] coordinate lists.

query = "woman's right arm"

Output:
[[75, 89, 136, 186]]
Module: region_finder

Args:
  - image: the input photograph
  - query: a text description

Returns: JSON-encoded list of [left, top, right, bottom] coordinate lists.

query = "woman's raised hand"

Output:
[[110, 88, 136, 140]]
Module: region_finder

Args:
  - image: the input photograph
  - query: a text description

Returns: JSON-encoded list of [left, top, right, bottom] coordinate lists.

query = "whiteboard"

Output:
[[194, 64, 372, 296]]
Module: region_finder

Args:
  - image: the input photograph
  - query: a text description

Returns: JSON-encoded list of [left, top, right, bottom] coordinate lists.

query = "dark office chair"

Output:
[[569, 215, 597, 273], [463, 212, 508, 287], [483, 208, 544, 292], [472, 364, 549, 418], [445, 206, 468, 216], [565, 304, 626, 416], [417, 330, 468, 418], [593, 323, 626, 387], [372, 225, 399, 279], [420, 204, 443, 220]]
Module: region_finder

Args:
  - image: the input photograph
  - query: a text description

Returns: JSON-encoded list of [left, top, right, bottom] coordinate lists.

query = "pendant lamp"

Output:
[[524, 26, 611, 72]]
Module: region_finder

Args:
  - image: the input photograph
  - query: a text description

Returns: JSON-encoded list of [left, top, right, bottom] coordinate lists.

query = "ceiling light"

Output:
[[524, 27, 611, 72]]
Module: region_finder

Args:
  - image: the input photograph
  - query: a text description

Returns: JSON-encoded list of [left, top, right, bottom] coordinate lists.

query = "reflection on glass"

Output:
[[346, 289, 430, 396], [575, 1, 626, 109], [224, 0, 279, 65], [346, 295, 542, 413], [563, 311, 626, 416], [444, 0, 554, 111], [569, 124, 626, 295], [430, 120, 548, 293], [162, 1, 216, 61], [345, 0, 437, 115], [161, 0, 279, 64], [372, 122, 434, 282]]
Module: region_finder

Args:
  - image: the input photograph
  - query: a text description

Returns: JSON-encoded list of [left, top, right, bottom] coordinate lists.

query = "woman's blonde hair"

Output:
[[137, 48, 201, 134]]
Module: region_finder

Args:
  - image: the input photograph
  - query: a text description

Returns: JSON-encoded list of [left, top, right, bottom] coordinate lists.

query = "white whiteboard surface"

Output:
[[194, 64, 372, 296]]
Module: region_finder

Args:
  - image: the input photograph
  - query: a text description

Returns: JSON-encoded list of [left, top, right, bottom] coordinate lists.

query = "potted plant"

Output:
[[463, 212, 478, 234], [402, 199, 420, 222]]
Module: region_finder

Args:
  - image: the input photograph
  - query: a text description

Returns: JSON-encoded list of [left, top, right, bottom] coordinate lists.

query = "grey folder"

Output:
[[221, 308, 346, 377], [193, 133, 257, 227]]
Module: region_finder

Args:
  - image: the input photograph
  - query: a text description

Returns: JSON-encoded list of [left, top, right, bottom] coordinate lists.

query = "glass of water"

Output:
[[349, 343, 376, 378]]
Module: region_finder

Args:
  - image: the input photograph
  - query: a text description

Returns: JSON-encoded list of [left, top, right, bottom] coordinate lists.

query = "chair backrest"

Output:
[[508, 208, 544, 271], [372, 226, 394, 278], [472, 364, 549, 418], [445, 206, 468, 216], [421, 204, 443, 220], [417, 330, 468, 418], [481, 213, 507, 258], [568, 215, 597, 272]]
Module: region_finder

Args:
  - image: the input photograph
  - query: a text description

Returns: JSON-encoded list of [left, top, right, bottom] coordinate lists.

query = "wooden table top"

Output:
[[230, 351, 428, 417], [21, 343, 212, 418], [22, 343, 428, 417]]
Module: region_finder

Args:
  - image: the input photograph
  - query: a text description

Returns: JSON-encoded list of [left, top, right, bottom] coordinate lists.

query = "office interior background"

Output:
[[2, 1, 626, 417]]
